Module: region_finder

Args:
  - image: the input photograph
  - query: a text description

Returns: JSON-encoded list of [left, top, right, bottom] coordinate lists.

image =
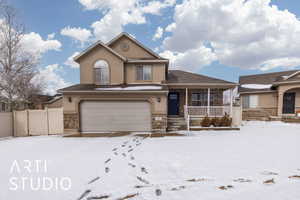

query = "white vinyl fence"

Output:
[[0, 113, 13, 137], [14, 108, 64, 137]]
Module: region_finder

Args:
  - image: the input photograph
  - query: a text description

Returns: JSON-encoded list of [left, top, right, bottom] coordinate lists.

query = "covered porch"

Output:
[[168, 86, 236, 118]]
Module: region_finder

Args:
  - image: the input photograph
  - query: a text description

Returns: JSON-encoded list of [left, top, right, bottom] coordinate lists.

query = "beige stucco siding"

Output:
[[79, 45, 124, 85], [125, 63, 166, 84], [257, 93, 277, 108], [110, 36, 155, 59], [63, 93, 167, 115]]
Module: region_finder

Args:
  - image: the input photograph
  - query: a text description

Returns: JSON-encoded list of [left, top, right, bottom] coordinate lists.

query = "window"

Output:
[[210, 89, 223, 106], [242, 95, 258, 109], [94, 60, 109, 84], [136, 65, 152, 81], [191, 90, 208, 106]]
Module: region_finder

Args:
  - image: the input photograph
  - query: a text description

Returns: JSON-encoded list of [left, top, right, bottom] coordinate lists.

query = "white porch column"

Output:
[[207, 88, 210, 116], [230, 88, 233, 117], [185, 88, 188, 106]]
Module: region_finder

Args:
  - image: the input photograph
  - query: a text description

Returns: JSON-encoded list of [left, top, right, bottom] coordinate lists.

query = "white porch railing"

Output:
[[184, 105, 232, 131], [186, 106, 231, 117]]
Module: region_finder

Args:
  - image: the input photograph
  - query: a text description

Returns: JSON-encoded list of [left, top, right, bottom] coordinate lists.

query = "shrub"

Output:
[[220, 113, 232, 127], [211, 117, 222, 127], [201, 115, 211, 127]]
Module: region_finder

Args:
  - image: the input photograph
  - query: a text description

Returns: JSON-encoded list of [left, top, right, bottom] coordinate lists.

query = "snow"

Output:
[[95, 86, 162, 91], [241, 84, 272, 89], [1, 121, 300, 200]]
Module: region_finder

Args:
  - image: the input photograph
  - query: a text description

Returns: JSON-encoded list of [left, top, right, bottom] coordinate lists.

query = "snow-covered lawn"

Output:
[[1, 121, 300, 200]]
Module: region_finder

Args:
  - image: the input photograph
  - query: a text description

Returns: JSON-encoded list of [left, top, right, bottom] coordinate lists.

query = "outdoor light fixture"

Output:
[[157, 97, 161, 102], [68, 97, 72, 103]]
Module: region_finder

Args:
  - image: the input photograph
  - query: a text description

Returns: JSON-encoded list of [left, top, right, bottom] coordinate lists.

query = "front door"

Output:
[[282, 92, 295, 114], [168, 92, 179, 115]]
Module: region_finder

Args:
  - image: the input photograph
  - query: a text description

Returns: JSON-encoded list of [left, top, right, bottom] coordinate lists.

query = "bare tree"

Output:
[[0, 1, 44, 111]]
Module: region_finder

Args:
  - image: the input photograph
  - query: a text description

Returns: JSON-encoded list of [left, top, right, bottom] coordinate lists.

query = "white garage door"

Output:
[[80, 101, 151, 133]]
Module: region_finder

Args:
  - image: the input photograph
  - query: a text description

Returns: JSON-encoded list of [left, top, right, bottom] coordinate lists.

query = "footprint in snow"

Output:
[[104, 158, 111, 164], [233, 178, 252, 183], [288, 175, 300, 179], [122, 153, 127, 157], [105, 167, 110, 173], [87, 194, 110, 200], [263, 178, 275, 184], [218, 185, 234, 190], [128, 149, 133, 153], [261, 171, 278, 175], [170, 186, 186, 191], [114, 152, 118, 156], [130, 156, 135, 160], [77, 189, 92, 200], [141, 167, 148, 174], [137, 176, 150, 184], [128, 163, 136, 168], [112, 148, 117, 151], [88, 177, 100, 184]]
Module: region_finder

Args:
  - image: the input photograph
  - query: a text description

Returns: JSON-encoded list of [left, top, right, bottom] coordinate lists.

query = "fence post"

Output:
[[13, 111, 16, 137], [46, 107, 50, 135], [26, 109, 30, 136]]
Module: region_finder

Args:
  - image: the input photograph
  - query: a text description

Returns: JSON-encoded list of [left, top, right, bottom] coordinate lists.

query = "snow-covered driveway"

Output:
[[0, 121, 300, 200]]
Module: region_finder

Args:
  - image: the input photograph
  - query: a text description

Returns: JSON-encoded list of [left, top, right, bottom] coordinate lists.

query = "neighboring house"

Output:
[[0, 94, 62, 112], [239, 70, 300, 120], [0, 101, 9, 112], [59, 32, 237, 134], [43, 95, 63, 109]]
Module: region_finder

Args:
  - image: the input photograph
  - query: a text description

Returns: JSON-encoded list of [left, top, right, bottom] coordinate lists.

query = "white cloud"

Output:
[[79, 0, 176, 42], [33, 64, 71, 95], [61, 26, 92, 46], [163, 0, 300, 71], [64, 52, 80, 68], [21, 32, 61, 56], [153, 26, 164, 40], [160, 45, 217, 71], [165, 22, 176, 32], [47, 33, 55, 40]]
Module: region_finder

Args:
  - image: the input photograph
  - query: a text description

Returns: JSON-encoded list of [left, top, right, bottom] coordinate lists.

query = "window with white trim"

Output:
[[94, 60, 109, 85], [136, 65, 152, 81], [191, 90, 208, 106], [242, 95, 258, 108]]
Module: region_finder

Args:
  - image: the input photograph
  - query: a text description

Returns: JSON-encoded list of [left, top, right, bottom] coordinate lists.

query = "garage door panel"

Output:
[[80, 101, 151, 132]]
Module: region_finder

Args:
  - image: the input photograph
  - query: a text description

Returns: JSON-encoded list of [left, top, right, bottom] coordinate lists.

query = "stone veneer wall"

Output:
[[152, 114, 167, 133], [64, 113, 79, 130]]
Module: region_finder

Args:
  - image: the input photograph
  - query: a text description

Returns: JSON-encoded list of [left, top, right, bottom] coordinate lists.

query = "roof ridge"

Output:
[[239, 70, 299, 78], [74, 40, 126, 62], [169, 69, 236, 84]]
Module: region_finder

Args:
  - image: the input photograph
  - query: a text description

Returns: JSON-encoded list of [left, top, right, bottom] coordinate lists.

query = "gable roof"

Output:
[[239, 70, 299, 93], [167, 70, 237, 85], [74, 41, 126, 62], [107, 32, 163, 59]]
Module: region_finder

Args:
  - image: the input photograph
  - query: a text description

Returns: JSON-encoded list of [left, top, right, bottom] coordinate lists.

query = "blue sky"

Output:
[[8, 0, 300, 94]]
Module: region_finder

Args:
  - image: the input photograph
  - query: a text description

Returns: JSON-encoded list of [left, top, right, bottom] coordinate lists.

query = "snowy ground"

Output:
[[1, 121, 300, 200]]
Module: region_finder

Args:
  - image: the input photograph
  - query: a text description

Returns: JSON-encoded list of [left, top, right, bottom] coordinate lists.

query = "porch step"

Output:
[[167, 117, 187, 131], [282, 117, 300, 123]]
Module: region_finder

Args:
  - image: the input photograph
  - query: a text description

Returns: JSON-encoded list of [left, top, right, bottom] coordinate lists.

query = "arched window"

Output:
[[94, 60, 109, 85]]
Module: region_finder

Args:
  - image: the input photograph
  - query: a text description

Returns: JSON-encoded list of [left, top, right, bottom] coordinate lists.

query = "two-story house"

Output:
[[59, 33, 237, 134]]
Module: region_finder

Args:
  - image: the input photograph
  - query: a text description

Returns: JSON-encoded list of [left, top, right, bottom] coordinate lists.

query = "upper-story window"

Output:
[[94, 60, 109, 85], [136, 65, 152, 81]]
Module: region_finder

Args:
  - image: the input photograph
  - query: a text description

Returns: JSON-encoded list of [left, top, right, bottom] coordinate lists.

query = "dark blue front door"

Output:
[[168, 92, 179, 115]]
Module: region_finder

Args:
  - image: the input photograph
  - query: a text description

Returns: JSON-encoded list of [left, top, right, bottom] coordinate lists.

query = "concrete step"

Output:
[[168, 121, 187, 126]]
